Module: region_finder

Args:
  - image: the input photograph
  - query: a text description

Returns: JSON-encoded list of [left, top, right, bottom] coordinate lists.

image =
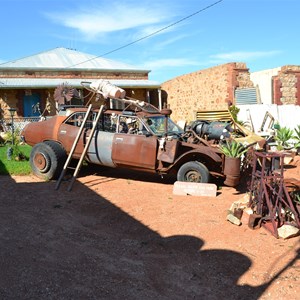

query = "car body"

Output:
[[22, 81, 265, 186], [22, 101, 230, 185]]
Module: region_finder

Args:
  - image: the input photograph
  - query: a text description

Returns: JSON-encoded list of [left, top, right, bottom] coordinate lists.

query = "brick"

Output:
[[173, 181, 217, 197]]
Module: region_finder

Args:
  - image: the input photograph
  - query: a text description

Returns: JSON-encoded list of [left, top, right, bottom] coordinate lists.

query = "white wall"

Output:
[[237, 104, 300, 133], [250, 67, 281, 104]]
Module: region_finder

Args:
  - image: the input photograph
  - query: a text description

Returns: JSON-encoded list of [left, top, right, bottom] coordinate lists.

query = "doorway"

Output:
[[23, 93, 41, 117]]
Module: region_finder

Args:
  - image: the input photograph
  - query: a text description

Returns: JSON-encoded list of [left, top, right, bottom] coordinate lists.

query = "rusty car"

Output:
[[21, 80, 264, 186]]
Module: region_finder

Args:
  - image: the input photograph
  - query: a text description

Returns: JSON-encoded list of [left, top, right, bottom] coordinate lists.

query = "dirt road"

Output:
[[0, 159, 299, 299]]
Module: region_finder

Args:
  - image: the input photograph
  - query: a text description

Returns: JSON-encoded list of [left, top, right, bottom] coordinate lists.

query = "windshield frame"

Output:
[[144, 115, 184, 137]]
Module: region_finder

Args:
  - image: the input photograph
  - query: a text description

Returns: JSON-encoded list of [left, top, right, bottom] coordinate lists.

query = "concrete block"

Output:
[[173, 181, 217, 197]]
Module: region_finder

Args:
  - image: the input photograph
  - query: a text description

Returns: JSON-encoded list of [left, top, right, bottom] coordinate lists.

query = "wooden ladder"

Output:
[[55, 104, 104, 191]]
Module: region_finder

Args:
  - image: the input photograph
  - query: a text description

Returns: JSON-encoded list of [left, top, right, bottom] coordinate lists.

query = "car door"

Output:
[[111, 116, 158, 170], [58, 111, 116, 166], [57, 112, 86, 157]]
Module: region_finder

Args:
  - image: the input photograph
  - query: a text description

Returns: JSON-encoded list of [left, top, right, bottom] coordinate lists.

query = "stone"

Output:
[[277, 224, 300, 239], [226, 212, 242, 226]]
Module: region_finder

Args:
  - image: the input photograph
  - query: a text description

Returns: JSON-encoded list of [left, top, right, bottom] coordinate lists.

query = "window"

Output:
[[102, 113, 117, 132], [116, 115, 149, 135]]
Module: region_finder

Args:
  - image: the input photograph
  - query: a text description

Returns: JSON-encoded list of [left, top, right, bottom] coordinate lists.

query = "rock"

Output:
[[277, 224, 300, 239], [226, 212, 242, 226]]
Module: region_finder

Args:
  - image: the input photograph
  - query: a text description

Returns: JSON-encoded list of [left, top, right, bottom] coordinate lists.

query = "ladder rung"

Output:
[[55, 104, 93, 190], [55, 104, 104, 191]]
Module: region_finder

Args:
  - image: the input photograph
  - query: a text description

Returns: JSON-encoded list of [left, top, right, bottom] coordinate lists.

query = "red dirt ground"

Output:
[[0, 156, 299, 299]]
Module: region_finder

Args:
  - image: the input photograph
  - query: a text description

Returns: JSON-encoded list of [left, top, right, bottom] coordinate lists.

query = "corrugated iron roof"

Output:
[[0, 78, 160, 89], [0, 47, 149, 72]]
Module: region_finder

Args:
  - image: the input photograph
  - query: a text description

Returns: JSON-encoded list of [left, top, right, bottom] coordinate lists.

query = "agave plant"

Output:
[[275, 126, 294, 149], [219, 140, 248, 158]]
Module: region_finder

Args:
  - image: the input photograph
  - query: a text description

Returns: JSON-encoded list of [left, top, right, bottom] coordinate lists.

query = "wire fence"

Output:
[[0, 117, 41, 133]]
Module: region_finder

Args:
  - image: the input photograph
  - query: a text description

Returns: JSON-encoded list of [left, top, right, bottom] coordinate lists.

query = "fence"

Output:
[[236, 104, 300, 133], [0, 117, 40, 133]]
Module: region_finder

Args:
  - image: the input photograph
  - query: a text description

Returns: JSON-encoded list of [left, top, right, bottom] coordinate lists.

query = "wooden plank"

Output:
[[196, 110, 232, 121]]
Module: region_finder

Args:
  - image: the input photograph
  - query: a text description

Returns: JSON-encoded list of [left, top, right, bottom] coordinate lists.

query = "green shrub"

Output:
[[0, 144, 32, 175], [3, 127, 22, 145], [219, 140, 248, 158], [228, 105, 240, 123], [293, 125, 300, 148], [275, 126, 294, 149]]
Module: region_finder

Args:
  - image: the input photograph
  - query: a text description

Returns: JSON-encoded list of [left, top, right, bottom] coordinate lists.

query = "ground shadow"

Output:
[[283, 164, 297, 170], [0, 175, 298, 299], [80, 164, 236, 189], [80, 164, 177, 184]]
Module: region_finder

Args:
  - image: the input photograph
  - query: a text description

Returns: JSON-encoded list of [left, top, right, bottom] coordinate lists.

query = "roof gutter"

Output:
[[0, 79, 161, 89], [0, 67, 151, 74]]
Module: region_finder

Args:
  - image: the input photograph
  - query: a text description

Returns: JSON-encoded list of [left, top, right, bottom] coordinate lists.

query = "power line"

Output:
[[67, 0, 223, 68]]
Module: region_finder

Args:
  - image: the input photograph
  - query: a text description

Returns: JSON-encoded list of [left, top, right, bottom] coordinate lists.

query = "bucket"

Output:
[[224, 157, 241, 176], [224, 175, 240, 187]]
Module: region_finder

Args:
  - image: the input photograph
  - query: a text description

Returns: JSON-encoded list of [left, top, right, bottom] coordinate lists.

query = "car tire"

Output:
[[177, 161, 210, 183], [30, 142, 67, 180]]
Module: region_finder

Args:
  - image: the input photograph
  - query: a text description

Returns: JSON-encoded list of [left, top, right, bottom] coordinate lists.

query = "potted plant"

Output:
[[219, 140, 248, 186], [219, 140, 248, 158], [275, 126, 294, 150]]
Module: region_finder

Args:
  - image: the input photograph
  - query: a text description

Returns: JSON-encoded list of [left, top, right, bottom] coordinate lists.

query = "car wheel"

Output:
[[177, 161, 210, 183], [30, 142, 67, 180]]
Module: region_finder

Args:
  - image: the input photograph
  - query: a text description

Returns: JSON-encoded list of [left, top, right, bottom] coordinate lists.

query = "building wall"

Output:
[[250, 67, 281, 104], [0, 86, 151, 119], [250, 65, 300, 105], [161, 62, 253, 123], [0, 68, 152, 118], [273, 65, 300, 105], [0, 89, 52, 118], [0, 90, 19, 118]]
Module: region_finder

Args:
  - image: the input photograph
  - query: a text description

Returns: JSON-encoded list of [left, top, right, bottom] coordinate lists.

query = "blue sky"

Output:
[[0, 0, 299, 83]]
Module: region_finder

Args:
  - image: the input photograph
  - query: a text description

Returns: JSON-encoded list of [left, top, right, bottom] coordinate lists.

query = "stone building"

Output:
[[1, 47, 299, 126], [161, 63, 300, 123], [251, 65, 300, 105], [161, 62, 254, 123], [0, 47, 161, 120]]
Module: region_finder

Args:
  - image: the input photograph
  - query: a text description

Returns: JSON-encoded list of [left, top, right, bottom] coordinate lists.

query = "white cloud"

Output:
[[154, 34, 189, 49], [210, 50, 281, 62], [141, 58, 199, 70], [46, 1, 176, 40]]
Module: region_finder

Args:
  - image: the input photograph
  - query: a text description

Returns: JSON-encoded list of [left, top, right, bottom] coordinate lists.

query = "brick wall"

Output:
[[0, 90, 18, 118], [161, 62, 253, 122], [0, 67, 151, 118], [0, 86, 152, 119], [0, 71, 149, 80], [273, 65, 300, 105]]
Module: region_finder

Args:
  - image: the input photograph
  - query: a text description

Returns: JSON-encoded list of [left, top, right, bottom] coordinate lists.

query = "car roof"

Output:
[[58, 102, 164, 118]]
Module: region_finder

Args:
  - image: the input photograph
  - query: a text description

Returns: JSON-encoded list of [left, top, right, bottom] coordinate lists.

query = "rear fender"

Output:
[[168, 149, 223, 173]]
